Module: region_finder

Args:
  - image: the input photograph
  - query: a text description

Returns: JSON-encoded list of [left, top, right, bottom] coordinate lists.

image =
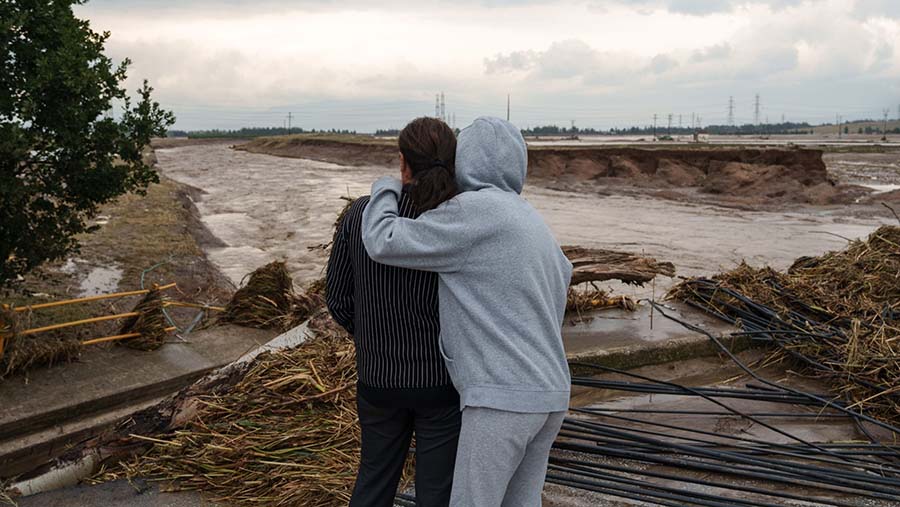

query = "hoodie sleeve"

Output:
[[362, 176, 475, 273]]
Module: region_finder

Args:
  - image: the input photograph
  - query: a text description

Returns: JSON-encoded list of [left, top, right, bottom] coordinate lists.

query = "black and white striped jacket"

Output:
[[325, 191, 457, 407]]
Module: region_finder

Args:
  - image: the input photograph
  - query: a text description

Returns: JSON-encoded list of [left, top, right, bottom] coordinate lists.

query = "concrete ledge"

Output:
[[567, 333, 755, 377], [562, 301, 746, 376], [0, 324, 276, 478]]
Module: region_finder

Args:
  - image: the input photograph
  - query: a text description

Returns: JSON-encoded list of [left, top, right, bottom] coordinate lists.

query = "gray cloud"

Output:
[[648, 54, 679, 73], [76, 0, 899, 131], [691, 43, 732, 62], [484, 50, 538, 74], [606, 0, 808, 16]]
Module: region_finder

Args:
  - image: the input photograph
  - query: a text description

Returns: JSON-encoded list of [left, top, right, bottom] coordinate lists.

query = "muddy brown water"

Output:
[[155, 144, 884, 294]]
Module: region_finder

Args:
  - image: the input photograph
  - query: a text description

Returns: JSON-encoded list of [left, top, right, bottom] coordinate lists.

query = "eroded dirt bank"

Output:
[[237, 136, 877, 206]]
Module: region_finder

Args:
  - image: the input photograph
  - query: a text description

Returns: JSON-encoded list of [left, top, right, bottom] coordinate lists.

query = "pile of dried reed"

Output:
[[106, 314, 364, 506], [567, 286, 636, 315], [221, 261, 296, 329], [120, 289, 169, 351], [670, 225, 900, 424], [0, 307, 82, 379]]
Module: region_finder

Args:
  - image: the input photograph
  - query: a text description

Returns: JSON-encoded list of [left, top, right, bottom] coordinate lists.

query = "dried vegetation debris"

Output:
[[670, 225, 900, 424], [95, 314, 364, 506]]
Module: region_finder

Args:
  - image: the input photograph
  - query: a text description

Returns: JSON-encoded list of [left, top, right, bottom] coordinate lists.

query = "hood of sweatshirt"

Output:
[[455, 116, 527, 194]]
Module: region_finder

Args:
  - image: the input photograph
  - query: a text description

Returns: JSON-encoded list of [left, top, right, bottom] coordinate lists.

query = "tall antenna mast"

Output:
[[728, 96, 734, 126], [754, 93, 761, 125], [506, 94, 510, 122]]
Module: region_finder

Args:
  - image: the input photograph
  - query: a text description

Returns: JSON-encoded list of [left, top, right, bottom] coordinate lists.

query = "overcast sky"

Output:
[[77, 0, 900, 132]]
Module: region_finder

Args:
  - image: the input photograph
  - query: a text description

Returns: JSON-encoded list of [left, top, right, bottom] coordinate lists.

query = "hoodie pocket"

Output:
[[438, 335, 455, 363]]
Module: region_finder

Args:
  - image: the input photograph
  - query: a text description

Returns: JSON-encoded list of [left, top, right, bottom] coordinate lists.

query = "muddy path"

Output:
[[155, 144, 888, 295]]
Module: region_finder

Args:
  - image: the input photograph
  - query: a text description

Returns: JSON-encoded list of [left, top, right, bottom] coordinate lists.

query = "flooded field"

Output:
[[156, 144, 885, 293]]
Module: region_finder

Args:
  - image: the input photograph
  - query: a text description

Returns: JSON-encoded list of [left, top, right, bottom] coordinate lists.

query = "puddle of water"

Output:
[[59, 258, 80, 274], [79, 266, 123, 297]]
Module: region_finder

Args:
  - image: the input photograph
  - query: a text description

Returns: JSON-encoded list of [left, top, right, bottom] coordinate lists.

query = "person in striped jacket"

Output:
[[326, 117, 462, 507]]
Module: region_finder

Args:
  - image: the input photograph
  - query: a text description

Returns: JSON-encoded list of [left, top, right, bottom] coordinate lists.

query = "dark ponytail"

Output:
[[398, 117, 458, 212]]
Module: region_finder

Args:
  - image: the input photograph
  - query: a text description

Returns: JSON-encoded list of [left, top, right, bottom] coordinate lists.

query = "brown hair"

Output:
[[398, 117, 458, 212]]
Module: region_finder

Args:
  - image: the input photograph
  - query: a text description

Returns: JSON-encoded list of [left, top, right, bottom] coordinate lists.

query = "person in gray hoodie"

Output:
[[361, 116, 572, 506]]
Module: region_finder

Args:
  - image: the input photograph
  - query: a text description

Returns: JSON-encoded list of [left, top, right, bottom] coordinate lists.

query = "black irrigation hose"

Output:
[[568, 408, 900, 474], [647, 301, 900, 438], [550, 461, 787, 507], [549, 456, 858, 507], [676, 283, 898, 397], [560, 417, 900, 493], [546, 470, 747, 507], [552, 440, 899, 501], [580, 406, 849, 418], [545, 473, 687, 507], [569, 360, 869, 468]]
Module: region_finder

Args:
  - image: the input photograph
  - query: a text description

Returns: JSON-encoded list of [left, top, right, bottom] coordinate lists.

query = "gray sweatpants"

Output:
[[450, 407, 566, 507]]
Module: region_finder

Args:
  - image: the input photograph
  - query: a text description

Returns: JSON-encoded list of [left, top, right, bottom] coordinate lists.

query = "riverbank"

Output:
[[235, 134, 900, 212]]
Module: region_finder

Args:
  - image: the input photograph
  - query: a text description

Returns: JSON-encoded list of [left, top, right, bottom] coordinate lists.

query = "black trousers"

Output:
[[350, 394, 462, 507]]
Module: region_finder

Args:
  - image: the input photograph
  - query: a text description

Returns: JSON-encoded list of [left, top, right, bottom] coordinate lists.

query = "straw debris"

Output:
[[100, 314, 369, 506], [221, 261, 296, 329], [567, 286, 636, 314], [670, 225, 900, 424], [0, 307, 82, 379], [120, 289, 169, 351]]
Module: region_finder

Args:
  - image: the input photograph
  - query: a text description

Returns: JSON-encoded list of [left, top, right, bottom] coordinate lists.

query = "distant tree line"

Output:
[[170, 121, 900, 140], [169, 127, 358, 139], [518, 122, 817, 136]]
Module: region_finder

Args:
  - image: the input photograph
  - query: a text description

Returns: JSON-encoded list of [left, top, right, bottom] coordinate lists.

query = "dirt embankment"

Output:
[[237, 136, 397, 167], [236, 136, 870, 206], [529, 147, 870, 205]]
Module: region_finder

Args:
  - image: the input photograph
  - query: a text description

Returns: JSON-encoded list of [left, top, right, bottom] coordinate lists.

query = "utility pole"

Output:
[[506, 94, 510, 122], [691, 112, 695, 131], [652, 114, 658, 139], [836, 114, 842, 139], [678, 114, 682, 129], [883, 109, 890, 141], [754, 93, 760, 125], [667, 114, 672, 135], [728, 96, 734, 126], [287, 112, 292, 135], [440, 92, 446, 122], [435, 94, 440, 118], [570, 119, 576, 133], [452, 112, 456, 129]]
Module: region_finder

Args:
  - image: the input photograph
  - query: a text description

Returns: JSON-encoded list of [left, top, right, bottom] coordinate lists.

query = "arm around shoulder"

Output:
[[361, 176, 475, 273]]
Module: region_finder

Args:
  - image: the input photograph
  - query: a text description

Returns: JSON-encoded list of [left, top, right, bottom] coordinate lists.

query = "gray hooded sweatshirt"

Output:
[[361, 116, 573, 414]]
